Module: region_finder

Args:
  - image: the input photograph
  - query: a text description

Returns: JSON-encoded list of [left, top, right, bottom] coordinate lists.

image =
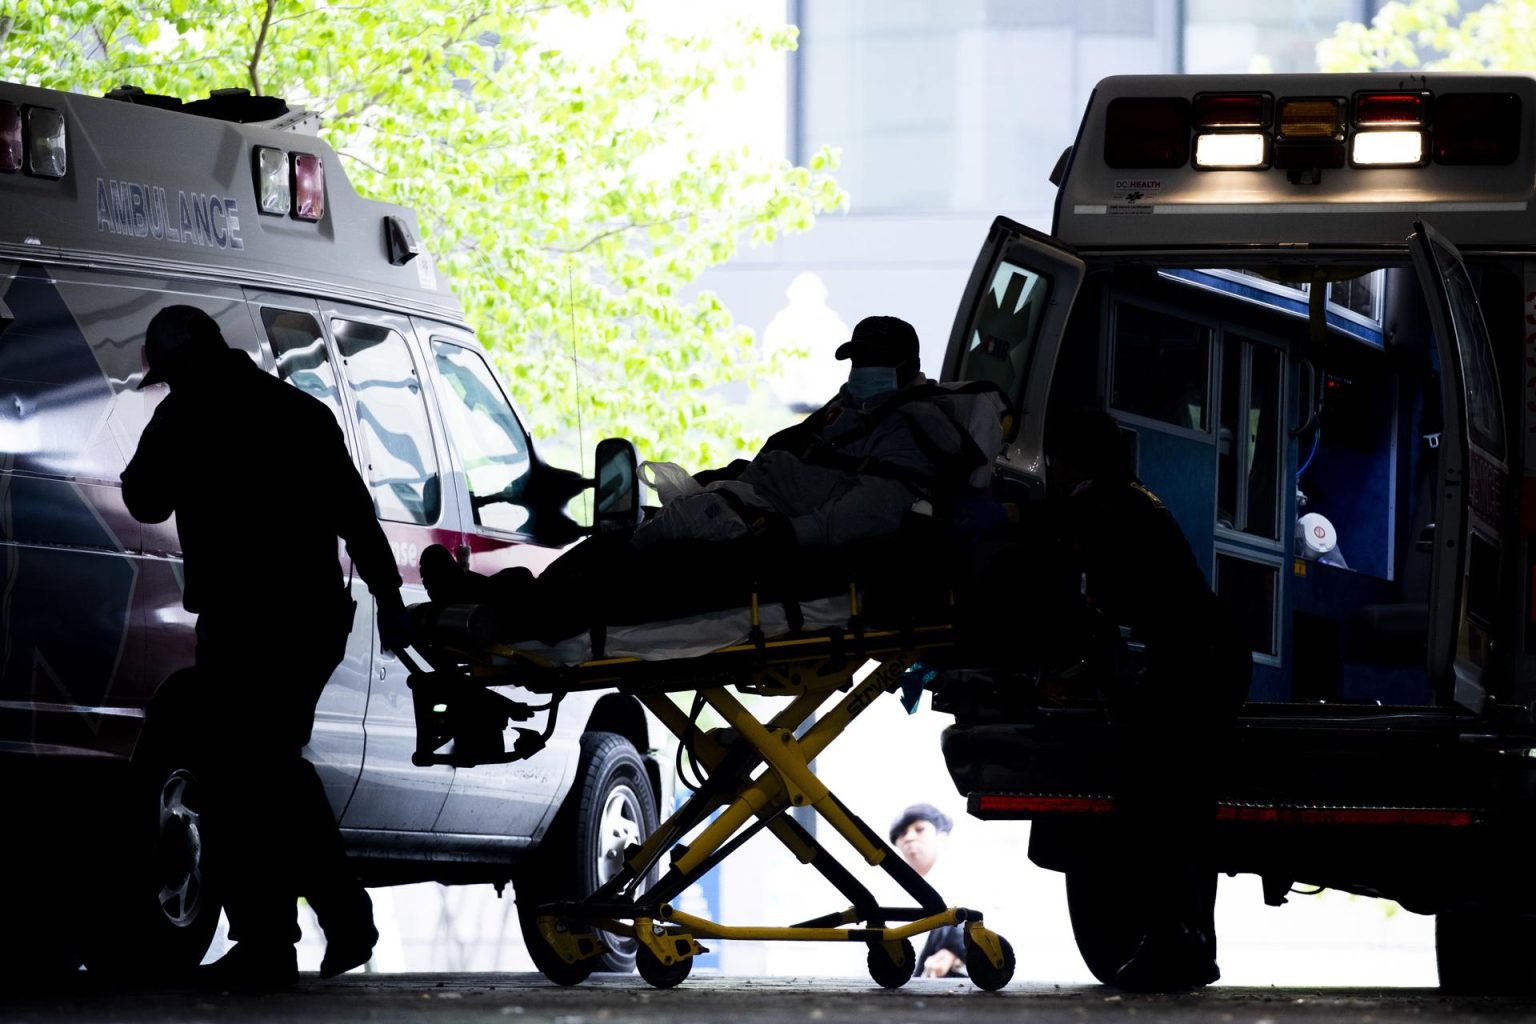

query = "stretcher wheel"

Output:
[[966, 933, 1016, 992], [866, 938, 915, 989], [524, 918, 598, 987], [636, 943, 693, 988]]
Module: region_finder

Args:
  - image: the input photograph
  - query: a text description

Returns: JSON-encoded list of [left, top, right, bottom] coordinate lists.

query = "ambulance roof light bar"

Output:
[[1102, 88, 1521, 174]]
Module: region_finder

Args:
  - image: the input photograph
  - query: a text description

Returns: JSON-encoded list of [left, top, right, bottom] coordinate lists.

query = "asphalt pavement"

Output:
[[9, 972, 1536, 1024]]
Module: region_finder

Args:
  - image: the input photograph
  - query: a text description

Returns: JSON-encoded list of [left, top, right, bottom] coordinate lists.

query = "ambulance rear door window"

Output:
[[332, 318, 442, 526], [957, 259, 1050, 407]]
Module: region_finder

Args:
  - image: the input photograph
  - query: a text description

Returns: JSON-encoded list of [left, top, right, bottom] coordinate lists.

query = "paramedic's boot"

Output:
[[196, 941, 299, 990], [1112, 922, 1219, 992], [319, 920, 378, 979], [315, 886, 378, 979]]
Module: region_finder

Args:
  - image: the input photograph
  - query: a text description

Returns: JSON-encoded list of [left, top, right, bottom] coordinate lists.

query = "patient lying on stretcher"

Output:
[[419, 316, 1006, 649]]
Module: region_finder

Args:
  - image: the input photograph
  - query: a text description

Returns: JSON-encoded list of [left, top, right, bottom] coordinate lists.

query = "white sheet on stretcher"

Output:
[[513, 593, 857, 666]]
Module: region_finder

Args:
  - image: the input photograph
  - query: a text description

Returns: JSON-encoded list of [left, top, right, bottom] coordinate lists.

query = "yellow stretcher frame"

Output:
[[406, 600, 1017, 992]]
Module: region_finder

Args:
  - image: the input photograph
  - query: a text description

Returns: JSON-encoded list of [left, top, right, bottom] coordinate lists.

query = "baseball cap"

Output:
[[139, 305, 228, 389], [835, 315, 920, 370], [889, 802, 953, 843]]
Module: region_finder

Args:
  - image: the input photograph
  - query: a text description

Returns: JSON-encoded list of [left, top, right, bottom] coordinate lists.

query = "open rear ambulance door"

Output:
[[942, 216, 1085, 489], [1408, 220, 1511, 714]]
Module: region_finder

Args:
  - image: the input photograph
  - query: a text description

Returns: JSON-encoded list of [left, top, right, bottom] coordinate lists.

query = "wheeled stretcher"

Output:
[[402, 583, 1017, 991]]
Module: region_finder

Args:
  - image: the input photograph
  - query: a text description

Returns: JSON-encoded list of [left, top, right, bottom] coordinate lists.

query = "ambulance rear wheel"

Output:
[[866, 938, 915, 988], [1065, 866, 1143, 985], [636, 943, 693, 988], [86, 705, 221, 979], [1436, 907, 1536, 994]]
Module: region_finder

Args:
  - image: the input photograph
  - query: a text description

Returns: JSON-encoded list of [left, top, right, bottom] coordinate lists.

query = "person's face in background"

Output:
[[895, 818, 945, 877]]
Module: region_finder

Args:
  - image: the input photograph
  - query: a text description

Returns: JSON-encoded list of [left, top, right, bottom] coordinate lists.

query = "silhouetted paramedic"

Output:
[[1053, 410, 1251, 992], [122, 305, 411, 988]]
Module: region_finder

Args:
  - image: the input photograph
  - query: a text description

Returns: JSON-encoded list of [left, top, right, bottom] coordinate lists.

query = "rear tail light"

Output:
[[291, 152, 325, 221], [253, 146, 291, 216], [1433, 92, 1521, 165], [1352, 130, 1426, 166], [1278, 98, 1345, 140], [23, 105, 66, 178], [1196, 93, 1271, 129], [0, 102, 20, 173], [1355, 91, 1427, 126], [1104, 97, 1191, 168]]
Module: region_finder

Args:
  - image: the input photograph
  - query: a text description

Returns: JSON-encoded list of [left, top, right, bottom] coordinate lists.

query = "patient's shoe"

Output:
[[1112, 923, 1219, 992], [196, 942, 299, 990], [320, 920, 378, 979]]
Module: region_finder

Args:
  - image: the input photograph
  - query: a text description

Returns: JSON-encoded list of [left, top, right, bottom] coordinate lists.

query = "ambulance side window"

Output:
[[1110, 302, 1211, 433], [259, 307, 345, 431], [431, 340, 535, 535], [332, 318, 442, 526]]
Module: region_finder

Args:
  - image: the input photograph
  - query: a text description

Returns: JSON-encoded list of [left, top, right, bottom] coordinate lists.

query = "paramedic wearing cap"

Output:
[[122, 305, 411, 988], [890, 803, 967, 978]]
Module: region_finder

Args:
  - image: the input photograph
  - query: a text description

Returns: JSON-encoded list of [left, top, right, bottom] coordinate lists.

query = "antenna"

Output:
[[567, 262, 589, 522]]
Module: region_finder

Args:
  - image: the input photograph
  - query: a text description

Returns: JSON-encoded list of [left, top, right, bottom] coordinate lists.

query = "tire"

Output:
[[966, 932, 1016, 991], [867, 938, 915, 989], [1065, 867, 1144, 985], [84, 756, 221, 978], [516, 732, 659, 974], [1436, 907, 1536, 995]]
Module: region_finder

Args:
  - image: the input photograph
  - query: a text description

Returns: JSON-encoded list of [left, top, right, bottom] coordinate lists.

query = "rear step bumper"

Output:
[[970, 792, 1484, 827]]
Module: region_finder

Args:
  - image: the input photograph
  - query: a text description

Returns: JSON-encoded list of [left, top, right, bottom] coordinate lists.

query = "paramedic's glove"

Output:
[[951, 497, 1011, 542], [378, 601, 415, 654]]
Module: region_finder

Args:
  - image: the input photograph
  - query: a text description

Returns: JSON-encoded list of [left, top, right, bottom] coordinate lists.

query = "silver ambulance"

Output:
[[0, 81, 661, 977], [939, 73, 1536, 992]]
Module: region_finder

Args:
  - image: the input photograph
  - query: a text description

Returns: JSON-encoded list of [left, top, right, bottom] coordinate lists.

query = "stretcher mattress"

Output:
[[507, 592, 858, 665]]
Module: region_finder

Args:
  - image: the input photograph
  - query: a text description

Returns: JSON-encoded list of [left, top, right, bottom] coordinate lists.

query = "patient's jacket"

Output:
[[636, 376, 1006, 550]]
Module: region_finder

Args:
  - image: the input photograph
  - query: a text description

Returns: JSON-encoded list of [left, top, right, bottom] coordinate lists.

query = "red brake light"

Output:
[[291, 152, 325, 221], [1195, 93, 1271, 129], [1355, 92, 1427, 126], [1433, 92, 1521, 165], [0, 102, 20, 173], [1104, 97, 1191, 169]]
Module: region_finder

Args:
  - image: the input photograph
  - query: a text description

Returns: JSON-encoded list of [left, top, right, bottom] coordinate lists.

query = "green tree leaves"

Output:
[[1318, 0, 1536, 73], [5, 0, 846, 468]]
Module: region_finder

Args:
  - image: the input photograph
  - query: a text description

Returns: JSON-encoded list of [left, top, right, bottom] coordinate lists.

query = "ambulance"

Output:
[[0, 80, 661, 977], [937, 73, 1536, 992]]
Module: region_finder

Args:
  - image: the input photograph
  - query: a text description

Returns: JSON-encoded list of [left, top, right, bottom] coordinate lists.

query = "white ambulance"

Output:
[[938, 73, 1536, 992], [0, 80, 659, 977]]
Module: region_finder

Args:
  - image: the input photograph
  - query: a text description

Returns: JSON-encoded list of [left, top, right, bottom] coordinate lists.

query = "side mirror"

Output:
[[593, 437, 641, 533]]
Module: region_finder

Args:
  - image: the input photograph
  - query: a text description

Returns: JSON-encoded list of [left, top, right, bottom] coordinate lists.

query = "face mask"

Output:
[[845, 366, 898, 404]]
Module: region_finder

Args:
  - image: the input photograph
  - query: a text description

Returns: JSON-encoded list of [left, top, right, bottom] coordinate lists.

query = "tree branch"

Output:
[[544, 213, 697, 255], [249, 0, 277, 95]]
